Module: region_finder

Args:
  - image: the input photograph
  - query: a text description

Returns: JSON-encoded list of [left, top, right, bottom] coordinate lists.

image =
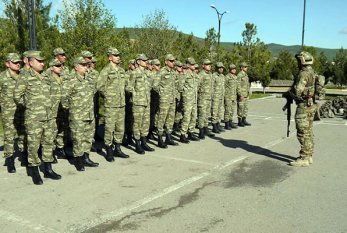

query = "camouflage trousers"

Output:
[[55, 111, 70, 149], [211, 98, 223, 124], [237, 97, 249, 118], [70, 119, 94, 157], [156, 101, 176, 135], [104, 106, 125, 146], [180, 100, 197, 135], [224, 98, 237, 122], [197, 97, 211, 128], [1, 114, 26, 158], [174, 97, 184, 124], [25, 119, 54, 166], [295, 103, 317, 158], [133, 105, 150, 140]]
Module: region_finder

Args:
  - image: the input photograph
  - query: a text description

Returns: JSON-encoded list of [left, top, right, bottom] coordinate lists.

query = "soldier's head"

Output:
[[135, 54, 148, 69], [49, 58, 63, 75], [5, 53, 22, 72], [128, 59, 136, 71], [53, 48, 67, 63], [202, 59, 212, 72], [240, 62, 248, 72], [73, 56, 89, 75], [107, 47, 121, 65], [175, 60, 183, 73], [23, 50, 34, 68], [194, 63, 200, 73], [186, 57, 196, 71], [81, 50, 94, 68], [165, 54, 176, 69], [147, 60, 153, 71], [151, 59, 161, 71], [229, 64, 237, 74], [295, 51, 313, 66], [215, 62, 224, 74], [27, 51, 45, 73]]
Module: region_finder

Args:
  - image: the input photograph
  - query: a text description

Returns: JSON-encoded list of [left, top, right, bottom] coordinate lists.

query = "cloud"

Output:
[[339, 28, 347, 34]]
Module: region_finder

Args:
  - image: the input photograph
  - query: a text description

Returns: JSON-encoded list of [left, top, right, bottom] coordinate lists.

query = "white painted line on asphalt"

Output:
[[150, 154, 216, 166], [0, 210, 59, 233]]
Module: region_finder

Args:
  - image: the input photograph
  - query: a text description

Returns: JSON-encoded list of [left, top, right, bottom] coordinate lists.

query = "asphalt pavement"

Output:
[[1, 95, 346, 233]]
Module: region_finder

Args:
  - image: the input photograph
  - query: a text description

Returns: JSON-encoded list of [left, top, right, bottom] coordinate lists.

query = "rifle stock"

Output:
[[282, 92, 293, 137]]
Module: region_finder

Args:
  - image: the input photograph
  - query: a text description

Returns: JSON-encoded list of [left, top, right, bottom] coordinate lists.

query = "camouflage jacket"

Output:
[[49, 73, 63, 118], [212, 72, 225, 100], [175, 72, 185, 101], [127, 67, 152, 106], [146, 70, 159, 92], [224, 73, 238, 101], [182, 69, 199, 104], [0, 70, 19, 117], [14, 69, 53, 122], [62, 72, 96, 121], [237, 70, 250, 98], [198, 70, 213, 100], [158, 66, 176, 104], [291, 66, 316, 104], [98, 63, 126, 108]]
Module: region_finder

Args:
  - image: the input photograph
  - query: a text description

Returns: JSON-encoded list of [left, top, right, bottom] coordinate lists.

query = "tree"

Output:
[[332, 47, 347, 85], [242, 23, 258, 62], [172, 32, 200, 63], [270, 50, 297, 80]]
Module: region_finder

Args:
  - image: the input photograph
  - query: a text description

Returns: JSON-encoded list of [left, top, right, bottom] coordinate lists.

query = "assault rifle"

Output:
[[282, 91, 293, 137]]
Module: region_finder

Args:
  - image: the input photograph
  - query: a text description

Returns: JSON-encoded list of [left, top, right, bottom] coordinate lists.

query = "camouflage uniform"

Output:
[[211, 62, 225, 131], [148, 59, 161, 138], [237, 63, 251, 126], [173, 61, 185, 131], [224, 64, 239, 128]]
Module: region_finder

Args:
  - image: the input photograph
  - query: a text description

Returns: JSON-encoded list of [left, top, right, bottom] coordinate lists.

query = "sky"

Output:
[[1, 0, 346, 49]]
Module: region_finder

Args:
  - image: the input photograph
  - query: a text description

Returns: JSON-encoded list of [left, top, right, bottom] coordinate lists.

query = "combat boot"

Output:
[[43, 162, 61, 180], [238, 118, 245, 127], [5, 156, 16, 173], [172, 123, 180, 136], [141, 137, 155, 152], [242, 117, 251, 126], [230, 120, 238, 129], [198, 128, 205, 139], [29, 166, 43, 185], [105, 145, 115, 162], [157, 135, 168, 148], [74, 156, 85, 171], [224, 121, 232, 130], [114, 143, 129, 158], [122, 133, 134, 147], [188, 132, 200, 141], [55, 147, 67, 159], [52, 154, 58, 164], [204, 127, 215, 138], [135, 139, 145, 154], [180, 134, 190, 144], [165, 132, 178, 146], [19, 151, 28, 167], [212, 123, 220, 134], [289, 157, 310, 167], [83, 153, 99, 167], [217, 123, 225, 132], [147, 129, 156, 140]]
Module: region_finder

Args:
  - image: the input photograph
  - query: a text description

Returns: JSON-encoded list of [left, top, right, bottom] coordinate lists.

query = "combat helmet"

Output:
[[295, 51, 313, 65]]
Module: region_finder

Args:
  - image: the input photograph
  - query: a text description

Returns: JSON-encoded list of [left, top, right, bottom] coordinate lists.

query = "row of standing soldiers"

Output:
[[0, 47, 252, 185]]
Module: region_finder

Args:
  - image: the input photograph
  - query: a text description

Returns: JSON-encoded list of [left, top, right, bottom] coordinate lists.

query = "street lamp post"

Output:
[[210, 4, 229, 47]]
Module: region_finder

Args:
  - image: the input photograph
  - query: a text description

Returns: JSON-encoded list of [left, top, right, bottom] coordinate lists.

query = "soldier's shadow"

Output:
[[214, 136, 296, 163]]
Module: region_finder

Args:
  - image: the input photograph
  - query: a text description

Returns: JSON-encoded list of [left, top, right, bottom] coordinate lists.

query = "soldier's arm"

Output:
[[293, 72, 307, 98], [13, 75, 27, 106], [126, 71, 135, 93], [61, 78, 73, 109]]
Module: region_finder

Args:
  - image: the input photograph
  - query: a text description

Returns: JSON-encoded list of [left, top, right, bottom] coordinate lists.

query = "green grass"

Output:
[[250, 93, 272, 99]]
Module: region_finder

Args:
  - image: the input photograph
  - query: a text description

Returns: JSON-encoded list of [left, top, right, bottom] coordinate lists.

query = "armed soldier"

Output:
[[14, 51, 61, 185], [98, 47, 129, 162], [211, 62, 226, 134], [237, 62, 251, 127], [224, 64, 239, 130]]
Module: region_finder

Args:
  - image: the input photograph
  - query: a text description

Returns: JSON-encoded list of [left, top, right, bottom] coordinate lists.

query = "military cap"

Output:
[[91, 57, 97, 62], [107, 47, 120, 56], [240, 62, 248, 67], [229, 64, 237, 69], [6, 53, 21, 62], [175, 60, 183, 67], [23, 50, 34, 58], [53, 48, 66, 56], [136, 53, 148, 61], [147, 60, 152, 64], [73, 56, 89, 65], [182, 64, 187, 69], [129, 59, 136, 64], [165, 54, 176, 61], [151, 59, 160, 65], [203, 59, 212, 65], [81, 50, 94, 58], [49, 58, 62, 67], [26, 50, 45, 60], [186, 57, 196, 65], [195, 64, 199, 68], [216, 62, 224, 68]]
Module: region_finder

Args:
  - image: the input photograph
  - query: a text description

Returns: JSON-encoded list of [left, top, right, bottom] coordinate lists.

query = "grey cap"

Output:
[[151, 59, 161, 65], [216, 62, 224, 68], [73, 56, 89, 65], [26, 50, 45, 60], [49, 58, 62, 67], [186, 57, 196, 65], [136, 53, 148, 61], [6, 53, 21, 62], [53, 48, 66, 56], [240, 62, 248, 67], [229, 64, 237, 69], [81, 50, 94, 58], [107, 47, 120, 56], [165, 54, 176, 61]]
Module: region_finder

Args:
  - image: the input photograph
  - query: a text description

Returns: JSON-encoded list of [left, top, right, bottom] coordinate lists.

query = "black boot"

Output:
[[172, 123, 180, 136], [5, 156, 16, 173], [20, 151, 28, 167], [43, 162, 61, 180], [188, 132, 200, 141], [180, 134, 190, 144], [204, 127, 215, 137], [74, 156, 85, 171], [243, 117, 251, 126], [52, 154, 58, 164], [141, 137, 155, 151], [55, 147, 67, 159], [217, 123, 225, 132], [165, 133, 178, 146], [147, 129, 156, 140], [123, 133, 134, 147], [157, 135, 168, 148], [225, 121, 232, 130], [83, 153, 99, 167], [135, 139, 145, 154], [230, 120, 238, 129], [212, 123, 220, 134], [114, 143, 129, 158], [198, 128, 205, 139], [29, 166, 43, 185], [238, 118, 245, 127], [105, 145, 115, 162]]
